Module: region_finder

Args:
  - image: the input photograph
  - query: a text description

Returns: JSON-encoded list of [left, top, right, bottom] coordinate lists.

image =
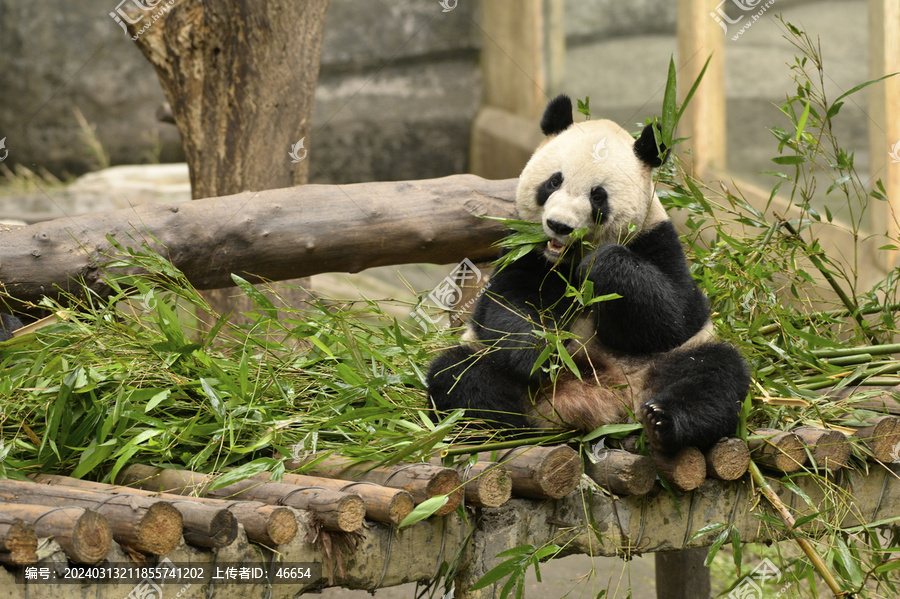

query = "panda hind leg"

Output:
[[639, 342, 750, 454], [427, 344, 531, 431]]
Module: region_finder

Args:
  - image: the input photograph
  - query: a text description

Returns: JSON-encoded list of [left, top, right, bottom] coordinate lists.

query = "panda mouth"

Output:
[[545, 237, 567, 257]]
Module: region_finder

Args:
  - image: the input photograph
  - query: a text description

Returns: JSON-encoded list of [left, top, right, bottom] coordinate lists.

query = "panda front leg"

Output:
[[427, 343, 532, 430], [640, 341, 750, 454]]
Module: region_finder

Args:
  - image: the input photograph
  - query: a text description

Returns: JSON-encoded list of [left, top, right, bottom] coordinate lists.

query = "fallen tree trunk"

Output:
[[0, 175, 517, 304]]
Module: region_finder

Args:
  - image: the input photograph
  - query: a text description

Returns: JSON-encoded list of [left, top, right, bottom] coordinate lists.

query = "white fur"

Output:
[[516, 119, 667, 250]]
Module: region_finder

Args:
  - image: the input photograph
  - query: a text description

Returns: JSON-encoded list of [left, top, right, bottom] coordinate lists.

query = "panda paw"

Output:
[[639, 401, 683, 455]]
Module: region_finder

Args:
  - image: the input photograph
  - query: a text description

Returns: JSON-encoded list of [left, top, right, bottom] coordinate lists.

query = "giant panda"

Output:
[[427, 95, 750, 454]]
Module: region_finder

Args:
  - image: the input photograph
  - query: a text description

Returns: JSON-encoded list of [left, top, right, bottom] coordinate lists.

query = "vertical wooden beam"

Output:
[[655, 548, 711, 599], [471, 0, 565, 179], [868, 0, 900, 269], [677, 0, 726, 178]]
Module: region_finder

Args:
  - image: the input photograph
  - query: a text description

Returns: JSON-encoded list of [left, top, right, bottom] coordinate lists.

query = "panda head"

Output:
[[516, 94, 670, 262]]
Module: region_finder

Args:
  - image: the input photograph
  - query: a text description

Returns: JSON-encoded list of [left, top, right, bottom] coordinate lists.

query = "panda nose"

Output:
[[546, 219, 574, 236]]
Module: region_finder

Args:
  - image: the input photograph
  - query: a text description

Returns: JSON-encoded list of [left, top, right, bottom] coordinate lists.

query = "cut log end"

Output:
[[0, 520, 38, 565], [535, 446, 582, 499], [387, 492, 416, 524], [704, 437, 751, 481], [425, 470, 464, 516], [335, 495, 367, 532], [749, 429, 807, 473], [653, 447, 706, 492], [463, 464, 513, 508], [70, 509, 113, 565], [856, 416, 900, 463], [793, 427, 851, 470], [265, 507, 299, 546], [137, 502, 184, 555], [584, 450, 656, 496]]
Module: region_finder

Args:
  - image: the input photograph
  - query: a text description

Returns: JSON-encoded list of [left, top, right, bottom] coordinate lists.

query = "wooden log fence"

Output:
[[0, 175, 517, 306]]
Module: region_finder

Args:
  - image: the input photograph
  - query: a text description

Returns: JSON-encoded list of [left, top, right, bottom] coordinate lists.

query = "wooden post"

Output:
[[677, 0, 726, 179], [655, 548, 711, 599], [868, 0, 900, 270], [471, 0, 565, 178]]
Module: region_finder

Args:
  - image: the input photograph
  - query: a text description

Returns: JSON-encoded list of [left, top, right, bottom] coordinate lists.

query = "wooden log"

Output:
[[257, 472, 415, 525], [430, 459, 513, 508], [854, 416, 900, 462], [0, 517, 37, 565], [117, 465, 364, 532], [478, 445, 582, 500], [31, 474, 238, 548], [583, 450, 656, 496], [300, 457, 463, 516], [792, 427, 851, 470], [703, 437, 751, 481], [0, 175, 517, 305], [0, 505, 110, 564], [0, 479, 181, 555], [653, 447, 706, 493], [748, 428, 807, 473]]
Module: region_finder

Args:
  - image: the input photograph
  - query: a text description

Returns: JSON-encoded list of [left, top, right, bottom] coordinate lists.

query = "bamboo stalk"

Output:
[[749, 462, 844, 597], [299, 457, 463, 516], [0, 479, 180, 555], [0, 505, 111, 564], [117, 464, 364, 532], [30, 474, 238, 548], [0, 517, 38, 565]]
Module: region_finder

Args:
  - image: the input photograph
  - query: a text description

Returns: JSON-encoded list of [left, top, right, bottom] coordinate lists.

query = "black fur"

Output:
[[642, 342, 750, 452], [0, 314, 23, 342], [540, 95, 574, 136], [576, 221, 709, 354], [634, 123, 668, 167], [427, 221, 748, 453], [589, 186, 609, 225], [536, 172, 563, 207]]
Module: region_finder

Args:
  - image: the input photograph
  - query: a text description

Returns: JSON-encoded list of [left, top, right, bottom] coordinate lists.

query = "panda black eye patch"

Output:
[[590, 186, 609, 223], [536, 172, 563, 206]]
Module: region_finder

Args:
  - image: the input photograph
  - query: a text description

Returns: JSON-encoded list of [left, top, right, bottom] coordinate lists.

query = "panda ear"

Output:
[[540, 95, 574, 136], [634, 122, 669, 167]]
